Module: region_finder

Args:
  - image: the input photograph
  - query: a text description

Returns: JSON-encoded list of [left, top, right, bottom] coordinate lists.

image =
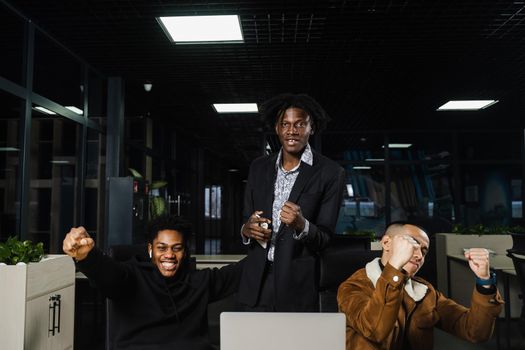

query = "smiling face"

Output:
[[275, 107, 314, 158], [148, 229, 185, 278]]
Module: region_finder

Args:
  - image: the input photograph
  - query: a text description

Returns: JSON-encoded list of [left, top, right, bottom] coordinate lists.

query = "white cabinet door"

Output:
[[25, 292, 52, 350], [25, 285, 75, 350], [49, 285, 75, 350]]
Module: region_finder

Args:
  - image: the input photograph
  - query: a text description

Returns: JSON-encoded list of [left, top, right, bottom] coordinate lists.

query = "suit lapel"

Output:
[[263, 154, 277, 219], [287, 161, 316, 204]]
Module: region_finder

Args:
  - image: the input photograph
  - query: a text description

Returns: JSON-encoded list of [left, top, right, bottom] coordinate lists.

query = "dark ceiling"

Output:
[[4, 0, 525, 169]]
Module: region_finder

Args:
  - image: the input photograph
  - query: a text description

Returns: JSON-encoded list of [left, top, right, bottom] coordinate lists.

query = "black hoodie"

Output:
[[78, 248, 244, 350]]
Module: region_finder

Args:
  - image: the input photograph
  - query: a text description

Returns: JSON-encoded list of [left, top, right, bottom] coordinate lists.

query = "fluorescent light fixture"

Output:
[[50, 160, 71, 164], [353, 166, 372, 170], [383, 143, 412, 148], [437, 100, 498, 111], [65, 106, 83, 115], [33, 106, 56, 115], [213, 103, 258, 113], [157, 15, 243, 43], [0, 147, 20, 152], [365, 158, 384, 162]]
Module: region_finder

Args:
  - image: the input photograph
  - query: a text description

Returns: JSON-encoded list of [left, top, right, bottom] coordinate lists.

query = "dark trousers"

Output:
[[241, 261, 275, 312]]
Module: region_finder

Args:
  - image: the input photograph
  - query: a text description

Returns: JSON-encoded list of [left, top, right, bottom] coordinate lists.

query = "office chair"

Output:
[[506, 248, 525, 323], [318, 245, 381, 312]]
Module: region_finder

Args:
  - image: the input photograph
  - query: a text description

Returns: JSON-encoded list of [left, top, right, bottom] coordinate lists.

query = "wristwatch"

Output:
[[476, 271, 496, 286]]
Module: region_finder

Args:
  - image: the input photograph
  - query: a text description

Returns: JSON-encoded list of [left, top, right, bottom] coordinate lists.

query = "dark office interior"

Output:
[[1, 1, 525, 349]]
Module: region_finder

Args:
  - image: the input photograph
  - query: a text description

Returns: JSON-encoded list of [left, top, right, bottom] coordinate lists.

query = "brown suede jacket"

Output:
[[337, 259, 503, 350]]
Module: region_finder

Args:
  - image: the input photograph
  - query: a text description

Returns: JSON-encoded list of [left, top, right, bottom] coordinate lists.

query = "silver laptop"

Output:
[[220, 312, 346, 350]]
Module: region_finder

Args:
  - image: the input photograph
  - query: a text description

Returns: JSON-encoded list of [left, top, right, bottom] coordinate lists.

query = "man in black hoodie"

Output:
[[63, 215, 243, 350]]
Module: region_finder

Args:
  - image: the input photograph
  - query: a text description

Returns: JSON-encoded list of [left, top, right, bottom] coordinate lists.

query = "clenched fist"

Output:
[[63, 226, 95, 261], [464, 248, 491, 280]]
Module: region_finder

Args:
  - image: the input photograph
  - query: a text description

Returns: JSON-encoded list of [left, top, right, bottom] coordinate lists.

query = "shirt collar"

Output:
[[365, 257, 428, 302], [275, 143, 314, 171]]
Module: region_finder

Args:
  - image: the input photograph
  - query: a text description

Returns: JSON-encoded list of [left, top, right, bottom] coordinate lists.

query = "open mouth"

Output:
[[285, 139, 299, 145], [161, 261, 177, 271]]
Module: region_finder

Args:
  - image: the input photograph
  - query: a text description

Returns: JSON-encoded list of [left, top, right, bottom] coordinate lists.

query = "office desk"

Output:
[[447, 254, 520, 350], [447, 253, 518, 316], [194, 254, 245, 269]]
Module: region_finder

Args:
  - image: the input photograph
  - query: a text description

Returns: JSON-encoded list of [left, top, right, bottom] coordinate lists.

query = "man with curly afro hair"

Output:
[[238, 93, 345, 311]]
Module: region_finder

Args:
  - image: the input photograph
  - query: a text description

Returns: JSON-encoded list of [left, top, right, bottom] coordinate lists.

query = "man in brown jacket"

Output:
[[337, 223, 503, 350]]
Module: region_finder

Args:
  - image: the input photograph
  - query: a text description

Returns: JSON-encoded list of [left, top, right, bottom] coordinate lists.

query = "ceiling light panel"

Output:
[[384, 143, 412, 148], [65, 106, 83, 115], [437, 100, 498, 111], [157, 15, 243, 43], [213, 103, 258, 113], [33, 106, 56, 115]]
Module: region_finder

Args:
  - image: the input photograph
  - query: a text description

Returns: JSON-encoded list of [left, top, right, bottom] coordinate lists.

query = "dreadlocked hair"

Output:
[[259, 93, 331, 132]]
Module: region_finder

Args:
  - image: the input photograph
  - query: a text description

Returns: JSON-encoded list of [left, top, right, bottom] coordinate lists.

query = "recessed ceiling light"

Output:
[[65, 106, 83, 115], [228, 168, 239, 172], [33, 106, 56, 115], [383, 143, 412, 149], [213, 103, 258, 113], [437, 100, 498, 111], [353, 166, 372, 170], [157, 15, 243, 43]]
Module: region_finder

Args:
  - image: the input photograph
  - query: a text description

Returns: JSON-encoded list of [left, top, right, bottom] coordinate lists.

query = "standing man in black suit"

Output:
[[238, 93, 345, 311]]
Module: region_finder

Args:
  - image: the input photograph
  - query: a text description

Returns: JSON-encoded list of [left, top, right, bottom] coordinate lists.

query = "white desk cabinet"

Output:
[[0, 255, 75, 350]]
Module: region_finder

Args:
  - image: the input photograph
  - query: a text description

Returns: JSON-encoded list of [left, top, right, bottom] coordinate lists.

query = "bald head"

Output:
[[381, 223, 430, 277], [384, 223, 406, 238]]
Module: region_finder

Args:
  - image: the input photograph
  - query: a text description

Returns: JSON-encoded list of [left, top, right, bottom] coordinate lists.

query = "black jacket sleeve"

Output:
[[208, 258, 245, 303], [76, 248, 135, 299], [302, 165, 345, 251]]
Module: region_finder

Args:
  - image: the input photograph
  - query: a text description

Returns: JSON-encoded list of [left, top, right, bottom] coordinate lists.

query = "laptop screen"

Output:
[[220, 312, 345, 350]]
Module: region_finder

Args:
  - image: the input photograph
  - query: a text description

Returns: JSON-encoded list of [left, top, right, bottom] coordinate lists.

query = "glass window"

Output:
[[0, 4, 25, 85], [388, 132, 452, 162], [323, 133, 385, 162], [458, 131, 521, 161], [88, 69, 106, 125], [0, 91, 23, 240], [390, 163, 454, 223], [204, 185, 222, 219], [335, 164, 386, 236], [33, 31, 84, 114], [460, 164, 521, 227], [85, 128, 105, 243], [28, 112, 80, 253]]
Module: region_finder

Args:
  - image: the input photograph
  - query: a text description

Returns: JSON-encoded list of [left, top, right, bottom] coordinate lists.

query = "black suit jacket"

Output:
[[238, 150, 345, 311]]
